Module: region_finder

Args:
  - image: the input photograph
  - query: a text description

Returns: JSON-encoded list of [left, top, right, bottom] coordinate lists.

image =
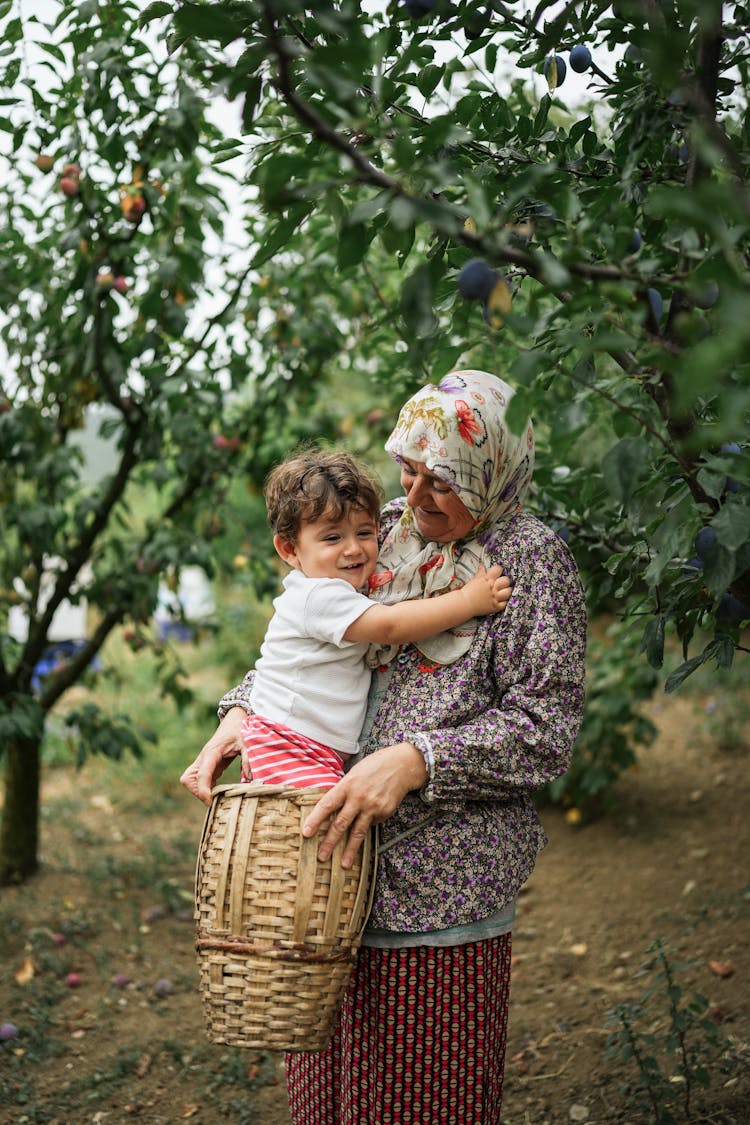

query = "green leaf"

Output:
[[696, 467, 727, 499], [640, 615, 665, 669], [664, 647, 714, 693], [251, 206, 310, 269], [416, 63, 443, 99], [506, 386, 533, 436], [712, 502, 750, 552], [399, 264, 436, 339], [601, 437, 650, 504], [241, 76, 262, 131], [174, 2, 247, 44], [570, 116, 592, 145], [337, 223, 369, 271], [533, 95, 550, 135], [138, 0, 173, 25]]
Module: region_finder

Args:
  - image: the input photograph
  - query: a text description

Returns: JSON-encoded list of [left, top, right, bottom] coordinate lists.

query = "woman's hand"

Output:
[[302, 742, 428, 868], [179, 706, 246, 805]]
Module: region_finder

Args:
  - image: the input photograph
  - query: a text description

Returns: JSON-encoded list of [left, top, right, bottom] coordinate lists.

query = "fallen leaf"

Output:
[[180, 1106, 201, 1118], [570, 943, 588, 957], [135, 1052, 153, 1077], [15, 956, 35, 985], [709, 960, 735, 978]]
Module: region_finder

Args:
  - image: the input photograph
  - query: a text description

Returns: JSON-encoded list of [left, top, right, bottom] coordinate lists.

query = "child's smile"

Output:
[[274, 506, 379, 591]]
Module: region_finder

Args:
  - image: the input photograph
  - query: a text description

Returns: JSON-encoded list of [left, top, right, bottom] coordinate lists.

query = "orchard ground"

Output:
[[1, 655, 749, 1123]]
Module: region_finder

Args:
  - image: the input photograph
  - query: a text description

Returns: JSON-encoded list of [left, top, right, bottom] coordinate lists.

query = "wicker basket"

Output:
[[194, 783, 376, 1052]]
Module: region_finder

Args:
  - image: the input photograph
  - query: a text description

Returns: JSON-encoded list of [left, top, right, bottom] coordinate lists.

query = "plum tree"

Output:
[[157, 0, 749, 705], [0, 0, 341, 883]]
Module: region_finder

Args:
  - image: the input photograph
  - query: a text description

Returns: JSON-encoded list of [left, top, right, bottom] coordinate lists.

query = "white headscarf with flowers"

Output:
[[367, 369, 534, 666]]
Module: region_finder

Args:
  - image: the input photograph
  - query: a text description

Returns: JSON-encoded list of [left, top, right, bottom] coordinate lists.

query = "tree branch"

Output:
[[19, 426, 141, 683]]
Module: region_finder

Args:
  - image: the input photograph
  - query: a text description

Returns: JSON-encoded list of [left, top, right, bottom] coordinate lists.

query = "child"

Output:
[[240, 448, 511, 789]]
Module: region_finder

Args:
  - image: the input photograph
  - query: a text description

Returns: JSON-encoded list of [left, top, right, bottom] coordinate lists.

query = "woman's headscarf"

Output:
[[368, 369, 534, 666]]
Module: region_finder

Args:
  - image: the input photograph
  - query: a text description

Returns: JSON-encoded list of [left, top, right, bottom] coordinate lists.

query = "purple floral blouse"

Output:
[[219, 498, 587, 935]]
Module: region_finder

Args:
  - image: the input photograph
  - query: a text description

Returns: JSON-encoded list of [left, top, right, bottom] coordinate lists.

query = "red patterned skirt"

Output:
[[286, 934, 512, 1125]]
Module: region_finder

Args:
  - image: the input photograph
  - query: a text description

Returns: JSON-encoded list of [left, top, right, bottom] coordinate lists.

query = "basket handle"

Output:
[[292, 830, 319, 943], [348, 823, 377, 945]]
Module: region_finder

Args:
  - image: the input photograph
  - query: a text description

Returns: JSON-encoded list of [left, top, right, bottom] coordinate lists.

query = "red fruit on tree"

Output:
[[213, 434, 239, 451], [35, 153, 54, 173], [62, 162, 81, 178], [60, 176, 80, 197], [113, 276, 130, 295]]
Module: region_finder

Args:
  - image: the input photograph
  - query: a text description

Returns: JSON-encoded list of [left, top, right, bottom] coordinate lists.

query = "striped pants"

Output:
[[286, 935, 512, 1124], [240, 714, 345, 789]]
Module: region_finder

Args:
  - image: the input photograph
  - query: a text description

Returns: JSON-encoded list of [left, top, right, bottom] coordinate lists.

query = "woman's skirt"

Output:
[[286, 934, 512, 1125]]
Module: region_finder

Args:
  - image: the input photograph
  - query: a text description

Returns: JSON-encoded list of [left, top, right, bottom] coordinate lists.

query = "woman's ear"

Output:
[[273, 533, 301, 570]]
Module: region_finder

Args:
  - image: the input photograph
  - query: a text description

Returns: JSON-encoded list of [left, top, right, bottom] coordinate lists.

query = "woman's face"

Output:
[[400, 458, 476, 543]]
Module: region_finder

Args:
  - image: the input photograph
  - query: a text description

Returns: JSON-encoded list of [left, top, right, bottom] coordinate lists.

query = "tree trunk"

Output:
[[0, 735, 41, 885]]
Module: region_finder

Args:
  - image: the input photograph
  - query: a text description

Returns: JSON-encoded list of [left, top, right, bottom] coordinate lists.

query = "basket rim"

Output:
[[210, 782, 331, 799]]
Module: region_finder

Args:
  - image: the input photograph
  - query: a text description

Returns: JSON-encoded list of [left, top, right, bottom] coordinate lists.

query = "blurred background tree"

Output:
[[0, 0, 347, 882]]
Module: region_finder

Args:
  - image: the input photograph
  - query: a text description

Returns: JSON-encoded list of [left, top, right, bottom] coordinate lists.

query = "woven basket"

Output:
[[194, 783, 376, 1052]]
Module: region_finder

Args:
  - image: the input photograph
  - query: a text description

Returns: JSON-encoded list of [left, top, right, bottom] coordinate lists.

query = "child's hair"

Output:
[[264, 449, 384, 544]]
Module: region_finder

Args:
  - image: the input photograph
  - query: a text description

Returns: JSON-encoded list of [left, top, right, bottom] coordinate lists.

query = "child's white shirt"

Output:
[[249, 570, 374, 755]]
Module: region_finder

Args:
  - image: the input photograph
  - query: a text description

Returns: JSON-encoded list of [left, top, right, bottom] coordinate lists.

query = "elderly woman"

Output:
[[181, 370, 587, 1125]]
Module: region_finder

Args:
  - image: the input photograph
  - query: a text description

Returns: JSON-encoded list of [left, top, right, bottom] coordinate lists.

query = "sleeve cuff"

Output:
[[217, 674, 255, 720], [406, 732, 436, 805]]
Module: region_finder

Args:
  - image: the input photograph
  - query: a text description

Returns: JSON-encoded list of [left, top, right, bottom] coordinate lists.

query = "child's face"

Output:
[[274, 506, 379, 591]]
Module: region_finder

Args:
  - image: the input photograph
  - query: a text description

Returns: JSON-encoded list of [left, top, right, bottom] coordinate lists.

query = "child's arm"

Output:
[[343, 564, 511, 645]]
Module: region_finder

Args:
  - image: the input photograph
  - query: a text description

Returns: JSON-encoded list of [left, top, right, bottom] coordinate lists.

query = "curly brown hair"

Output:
[[264, 449, 384, 544]]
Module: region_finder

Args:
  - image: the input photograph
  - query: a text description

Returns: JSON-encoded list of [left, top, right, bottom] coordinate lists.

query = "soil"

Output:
[[1, 688, 749, 1125]]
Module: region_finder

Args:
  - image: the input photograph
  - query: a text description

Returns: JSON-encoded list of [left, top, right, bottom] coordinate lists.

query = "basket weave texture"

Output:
[[195, 783, 375, 1052]]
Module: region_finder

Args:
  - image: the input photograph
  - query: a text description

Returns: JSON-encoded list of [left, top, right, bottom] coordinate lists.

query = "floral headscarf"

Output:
[[368, 369, 534, 666]]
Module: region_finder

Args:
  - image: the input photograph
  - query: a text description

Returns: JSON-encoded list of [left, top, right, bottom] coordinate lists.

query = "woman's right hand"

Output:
[[179, 706, 246, 805]]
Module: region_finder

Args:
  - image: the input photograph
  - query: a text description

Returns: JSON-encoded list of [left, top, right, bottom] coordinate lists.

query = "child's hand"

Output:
[[461, 563, 512, 617]]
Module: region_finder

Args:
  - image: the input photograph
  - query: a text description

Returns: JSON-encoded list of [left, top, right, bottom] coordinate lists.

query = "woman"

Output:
[[181, 369, 587, 1125]]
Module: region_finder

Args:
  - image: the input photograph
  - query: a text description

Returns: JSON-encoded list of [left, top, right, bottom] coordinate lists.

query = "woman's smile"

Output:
[[400, 459, 476, 542]]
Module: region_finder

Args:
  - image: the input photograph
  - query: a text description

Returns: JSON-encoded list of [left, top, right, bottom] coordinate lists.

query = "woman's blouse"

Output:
[[219, 500, 587, 935]]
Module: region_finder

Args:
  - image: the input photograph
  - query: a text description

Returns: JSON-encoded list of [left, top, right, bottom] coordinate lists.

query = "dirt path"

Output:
[[1, 690, 748, 1123]]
